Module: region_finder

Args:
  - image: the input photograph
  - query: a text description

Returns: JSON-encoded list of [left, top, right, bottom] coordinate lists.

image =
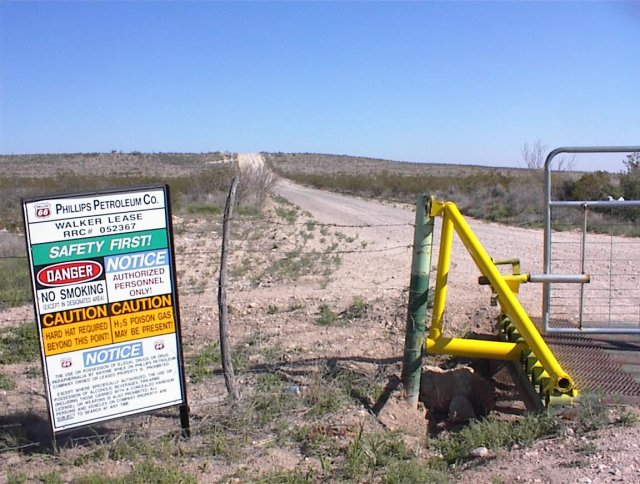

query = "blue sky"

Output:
[[1, 1, 638, 170]]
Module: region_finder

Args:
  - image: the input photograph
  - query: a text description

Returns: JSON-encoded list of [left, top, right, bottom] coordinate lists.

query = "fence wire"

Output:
[[0, 215, 413, 455]]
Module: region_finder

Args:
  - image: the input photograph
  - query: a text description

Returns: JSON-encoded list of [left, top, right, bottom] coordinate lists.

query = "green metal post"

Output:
[[402, 195, 434, 407]]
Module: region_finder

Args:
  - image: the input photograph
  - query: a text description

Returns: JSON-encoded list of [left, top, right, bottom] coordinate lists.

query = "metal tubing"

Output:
[[442, 201, 575, 393], [528, 274, 590, 284], [402, 195, 434, 407], [550, 200, 640, 208], [579, 205, 588, 329], [527, 355, 540, 372], [548, 394, 576, 406], [483, 273, 590, 285], [546, 326, 640, 335], [426, 337, 525, 361], [429, 210, 454, 340]]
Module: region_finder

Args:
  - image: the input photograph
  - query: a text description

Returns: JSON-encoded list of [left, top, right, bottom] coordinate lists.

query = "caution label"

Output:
[[39, 295, 174, 355], [42, 317, 112, 356], [110, 294, 174, 343], [111, 306, 175, 343], [41, 305, 109, 328], [110, 294, 172, 315]]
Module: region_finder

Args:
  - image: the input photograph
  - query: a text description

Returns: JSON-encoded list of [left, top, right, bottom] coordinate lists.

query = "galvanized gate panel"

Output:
[[543, 147, 640, 334]]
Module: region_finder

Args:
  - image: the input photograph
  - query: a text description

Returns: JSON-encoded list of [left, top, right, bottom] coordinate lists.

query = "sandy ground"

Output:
[[2, 153, 640, 482], [266, 155, 640, 483]]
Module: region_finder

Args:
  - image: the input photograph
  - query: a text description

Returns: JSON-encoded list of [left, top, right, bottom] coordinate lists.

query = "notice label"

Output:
[[23, 186, 186, 433], [105, 249, 171, 301], [46, 338, 182, 428]]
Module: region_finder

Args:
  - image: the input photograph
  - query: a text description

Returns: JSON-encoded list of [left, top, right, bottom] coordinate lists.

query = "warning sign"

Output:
[[23, 186, 187, 434]]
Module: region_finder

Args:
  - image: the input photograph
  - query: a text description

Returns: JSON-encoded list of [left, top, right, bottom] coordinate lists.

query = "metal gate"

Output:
[[543, 146, 640, 334]]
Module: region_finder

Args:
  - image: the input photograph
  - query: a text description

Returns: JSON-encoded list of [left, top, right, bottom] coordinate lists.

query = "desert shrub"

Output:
[[0, 163, 234, 231], [619, 153, 640, 221], [235, 165, 278, 208], [0, 232, 31, 307], [620, 153, 640, 200], [431, 413, 560, 464], [0, 258, 31, 308], [267, 152, 640, 233], [561, 171, 615, 201]]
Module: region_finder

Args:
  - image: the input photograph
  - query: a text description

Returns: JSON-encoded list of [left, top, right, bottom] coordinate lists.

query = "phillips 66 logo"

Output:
[[35, 203, 51, 219]]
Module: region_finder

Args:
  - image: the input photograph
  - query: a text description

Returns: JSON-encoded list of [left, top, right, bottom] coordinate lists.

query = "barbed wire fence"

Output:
[[0, 211, 417, 453]]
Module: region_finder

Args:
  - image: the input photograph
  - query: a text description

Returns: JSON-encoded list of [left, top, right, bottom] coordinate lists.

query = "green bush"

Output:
[[561, 171, 615, 201], [431, 413, 559, 464], [317, 304, 339, 325]]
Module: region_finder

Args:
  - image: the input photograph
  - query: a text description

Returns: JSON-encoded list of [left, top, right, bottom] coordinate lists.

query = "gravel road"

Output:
[[274, 174, 545, 327]]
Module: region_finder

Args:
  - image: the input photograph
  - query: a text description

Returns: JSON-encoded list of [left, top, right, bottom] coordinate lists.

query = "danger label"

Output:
[[37, 261, 103, 287]]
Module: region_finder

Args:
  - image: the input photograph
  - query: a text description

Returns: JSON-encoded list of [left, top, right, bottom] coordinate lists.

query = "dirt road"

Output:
[[237, 152, 265, 172], [274, 171, 545, 332]]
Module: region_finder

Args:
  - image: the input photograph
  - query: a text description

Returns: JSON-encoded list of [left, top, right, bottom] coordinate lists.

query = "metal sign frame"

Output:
[[22, 185, 189, 437]]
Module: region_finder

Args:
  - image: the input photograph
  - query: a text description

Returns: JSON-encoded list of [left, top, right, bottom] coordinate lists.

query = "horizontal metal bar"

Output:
[[550, 200, 640, 208], [546, 327, 640, 335], [546, 146, 640, 157], [529, 274, 591, 284], [426, 337, 525, 360]]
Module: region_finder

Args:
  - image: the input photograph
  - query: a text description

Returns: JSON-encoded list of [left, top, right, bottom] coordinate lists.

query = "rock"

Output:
[[555, 405, 579, 421], [470, 446, 492, 458], [420, 365, 495, 416], [470, 371, 495, 415], [448, 395, 476, 423], [283, 384, 300, 395]]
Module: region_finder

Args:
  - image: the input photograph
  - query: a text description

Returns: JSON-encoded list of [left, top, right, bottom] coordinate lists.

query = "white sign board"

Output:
[[22, 185, 188, 433]]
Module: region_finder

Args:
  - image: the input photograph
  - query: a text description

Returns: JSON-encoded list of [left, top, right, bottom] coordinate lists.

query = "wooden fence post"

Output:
[[219, 176, 240, 401]]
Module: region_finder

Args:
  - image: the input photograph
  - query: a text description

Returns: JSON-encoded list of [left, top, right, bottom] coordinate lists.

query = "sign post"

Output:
[[22, 185, 189, 438]]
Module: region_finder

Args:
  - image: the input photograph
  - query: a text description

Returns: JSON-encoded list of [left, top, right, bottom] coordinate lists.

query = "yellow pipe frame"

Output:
[[427, 199, 575, 395], [426, 337, 525, 360], [429, 211, 454, 341]]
